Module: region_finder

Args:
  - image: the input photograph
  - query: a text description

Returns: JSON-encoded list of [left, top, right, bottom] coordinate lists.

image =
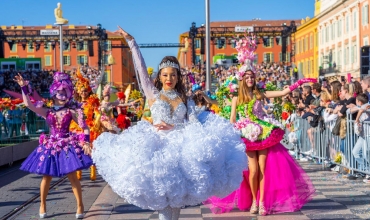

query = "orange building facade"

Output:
[[178, 20, 301, 68], [0, 25, 136, 88]]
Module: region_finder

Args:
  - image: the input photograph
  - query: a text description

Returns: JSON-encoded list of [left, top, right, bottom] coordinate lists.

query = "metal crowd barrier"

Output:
[[284, 113, 370, 175]]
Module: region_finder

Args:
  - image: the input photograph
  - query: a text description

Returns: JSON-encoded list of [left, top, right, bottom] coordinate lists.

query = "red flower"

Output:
[[282, 112, 289, 121]]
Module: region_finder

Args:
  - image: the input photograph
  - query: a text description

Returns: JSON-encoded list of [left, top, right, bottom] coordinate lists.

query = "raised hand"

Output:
[[14, 73, 26, 87], [114, 25, 133, 40]]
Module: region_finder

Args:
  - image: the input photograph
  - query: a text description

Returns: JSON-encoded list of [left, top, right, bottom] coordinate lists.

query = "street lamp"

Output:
[[189, 22, 198, 65]]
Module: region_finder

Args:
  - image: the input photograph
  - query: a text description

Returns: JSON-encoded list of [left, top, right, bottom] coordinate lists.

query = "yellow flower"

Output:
[[147, 67, 154, 76]]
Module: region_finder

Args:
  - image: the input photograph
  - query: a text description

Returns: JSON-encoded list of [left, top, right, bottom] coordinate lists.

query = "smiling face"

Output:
[[53, 89, 68, 106], [244, 71, 255, 88], [159, 67, 178, 90], [79, 88, 89, 99]]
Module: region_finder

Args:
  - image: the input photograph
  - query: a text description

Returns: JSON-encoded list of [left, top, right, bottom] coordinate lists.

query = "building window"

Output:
[[231, 40, 236, 48], [276, 37, 281, 46], [262, 37, 274, 48], [27, 55, 34, 58], [326, 26, 329, 42], [353, 11, 357, 30], [195, 55, 201, 64], [363, 5, 369, 25], [346, 15, 349, 33], [44, 55, 52, 66], [63, 42, 70, 51], [77, 55, 87, 65], [305, 36, 308, 51], [263, 53, 273, 63], [365, 38, 369, 46], [338, 19, 342, 37], [310, 34, 313, 49], [195, 39, 201, 49], [44, 42, 51, 52], [216, 39, 226, 49], [254, 54, 258, 64], [63, 55, 71, 65], [354, 44, 357, 63], [333, 50, 336, 64], [10, 43, 17, 53], [27, 41, 34, 53], [77, 41, 87, 51], [105, 40, 112, 51], [9, 56, 18, 58], [338, 50, 342, 65]]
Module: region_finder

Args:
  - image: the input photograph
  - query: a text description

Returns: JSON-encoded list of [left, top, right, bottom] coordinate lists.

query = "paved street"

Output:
[[2, 160, 370, 219]]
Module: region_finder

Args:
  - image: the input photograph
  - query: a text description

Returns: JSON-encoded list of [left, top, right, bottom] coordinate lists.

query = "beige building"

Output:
[[317, 0, 361, 78]]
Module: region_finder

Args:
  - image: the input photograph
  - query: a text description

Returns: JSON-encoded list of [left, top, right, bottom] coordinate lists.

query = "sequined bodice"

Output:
[[46, 109, 73, 136], [150, 99, 187, 125], [252, 100, 267, 120]]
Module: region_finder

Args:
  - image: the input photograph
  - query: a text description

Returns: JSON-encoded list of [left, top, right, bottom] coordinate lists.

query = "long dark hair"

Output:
[[154, 56, 187, 105]]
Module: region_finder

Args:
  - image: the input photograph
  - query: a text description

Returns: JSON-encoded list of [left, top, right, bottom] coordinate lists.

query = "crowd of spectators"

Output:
[[0, 69, 54, 96], [0, 66, 104, 98], [283, 76, 370, 180]]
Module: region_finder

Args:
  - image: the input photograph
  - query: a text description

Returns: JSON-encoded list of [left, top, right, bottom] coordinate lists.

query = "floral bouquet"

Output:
[[234, 118, 262, 142]]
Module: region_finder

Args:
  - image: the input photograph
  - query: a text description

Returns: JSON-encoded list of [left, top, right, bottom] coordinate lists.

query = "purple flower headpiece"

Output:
[[49, 72, 73, 101]]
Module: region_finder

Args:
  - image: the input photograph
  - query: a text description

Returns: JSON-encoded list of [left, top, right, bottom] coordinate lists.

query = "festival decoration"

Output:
[[147, 67, 154, 76]]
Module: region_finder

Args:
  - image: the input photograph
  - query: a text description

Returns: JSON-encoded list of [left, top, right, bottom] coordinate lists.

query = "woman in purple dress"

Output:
[[14, 72, 93, 219]]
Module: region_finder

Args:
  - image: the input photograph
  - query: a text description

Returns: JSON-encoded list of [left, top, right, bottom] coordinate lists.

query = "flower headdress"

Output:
[[49, 72, 73, 100], [103, 84, 112, 97], [117, 91, 125, 100], [75, 68, 92, 94], [234, 34, 257, 81]]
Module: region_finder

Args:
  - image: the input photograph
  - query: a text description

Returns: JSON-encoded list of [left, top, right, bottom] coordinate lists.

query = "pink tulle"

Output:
[[242, 128, 284, 151], [204, 143, 315, 215]]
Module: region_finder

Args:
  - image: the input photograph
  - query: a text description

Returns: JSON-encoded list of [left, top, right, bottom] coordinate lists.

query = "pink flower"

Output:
[[51, 150, 56, 156], [75, 148, 81, 154], [39, 155, 45, 162], [44, 150, 48, 155], [39, 134, 46, 144], [37, 147, 43, 153]]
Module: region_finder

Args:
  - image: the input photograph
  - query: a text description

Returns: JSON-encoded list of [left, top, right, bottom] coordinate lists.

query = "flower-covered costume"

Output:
[[20, 108, 93, 177], [92, 39, 247, 213], [70, 71, 101, 181], [115, 92, 131, 130], [204, 98, 315, 215]]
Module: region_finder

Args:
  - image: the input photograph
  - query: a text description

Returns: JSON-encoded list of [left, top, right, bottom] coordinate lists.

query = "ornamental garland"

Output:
[[76, 108, 87, 129]]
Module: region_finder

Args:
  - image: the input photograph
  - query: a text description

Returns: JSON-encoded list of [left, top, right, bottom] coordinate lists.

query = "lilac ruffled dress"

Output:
[[20, 109, 93, 177]]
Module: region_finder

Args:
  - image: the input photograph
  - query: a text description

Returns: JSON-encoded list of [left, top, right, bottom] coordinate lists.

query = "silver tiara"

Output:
[[159, 60, 180, 70]]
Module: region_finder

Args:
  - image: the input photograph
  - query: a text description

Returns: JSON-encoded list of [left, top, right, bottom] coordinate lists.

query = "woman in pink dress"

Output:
[[204, 35, 316, 216]]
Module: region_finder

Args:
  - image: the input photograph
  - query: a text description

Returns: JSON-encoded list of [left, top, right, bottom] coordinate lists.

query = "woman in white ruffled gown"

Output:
[[92, 26, 247, 220]]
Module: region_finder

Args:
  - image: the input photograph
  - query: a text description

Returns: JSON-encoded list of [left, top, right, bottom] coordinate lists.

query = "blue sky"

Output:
[[0, 0, 313, 69]]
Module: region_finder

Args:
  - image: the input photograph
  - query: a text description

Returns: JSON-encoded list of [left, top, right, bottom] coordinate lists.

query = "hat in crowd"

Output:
[[192, 84, 202, 92]]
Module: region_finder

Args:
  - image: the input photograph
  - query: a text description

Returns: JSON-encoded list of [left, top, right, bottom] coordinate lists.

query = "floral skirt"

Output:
[[20, 133, 93, 177]]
